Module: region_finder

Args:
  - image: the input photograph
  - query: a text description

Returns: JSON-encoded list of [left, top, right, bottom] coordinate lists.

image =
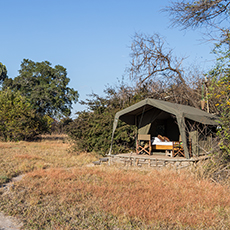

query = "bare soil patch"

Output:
[[0, 175, 25, 230], [0, 212, 23, 230]]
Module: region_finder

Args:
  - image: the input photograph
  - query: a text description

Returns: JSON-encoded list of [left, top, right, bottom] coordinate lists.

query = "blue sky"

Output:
[[1, 0, 216, 116]]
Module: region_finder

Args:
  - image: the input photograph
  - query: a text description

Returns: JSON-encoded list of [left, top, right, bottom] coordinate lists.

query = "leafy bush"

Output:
[[0, 89, 52, 141], [214, 75, 230, 157], [66, 97, 136, 155], [50, 117, 73, 134], [208, 64, 230, 158]]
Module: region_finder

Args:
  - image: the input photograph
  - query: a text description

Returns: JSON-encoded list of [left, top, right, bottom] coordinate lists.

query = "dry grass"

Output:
[[0, 134, 98, 184], [4, 167, 229, 229], [1, 136, 230, 229]]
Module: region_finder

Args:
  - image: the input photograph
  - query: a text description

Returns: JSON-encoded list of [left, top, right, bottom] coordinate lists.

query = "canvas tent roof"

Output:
[[115, 98, 218, 126], [109, 98, 219, 159]]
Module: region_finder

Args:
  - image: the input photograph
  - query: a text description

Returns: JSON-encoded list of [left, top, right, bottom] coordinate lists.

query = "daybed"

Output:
[[136, 134, 185, 157]]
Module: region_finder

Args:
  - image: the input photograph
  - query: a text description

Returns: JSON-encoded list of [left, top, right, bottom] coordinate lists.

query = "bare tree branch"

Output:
[[165, 0, 230, 29], [128, 33, 200, 108]]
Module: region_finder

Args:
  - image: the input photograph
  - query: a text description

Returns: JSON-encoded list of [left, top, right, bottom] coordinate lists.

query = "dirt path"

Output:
[[0, 175, 24, 230], [0, 212, 23, 230]]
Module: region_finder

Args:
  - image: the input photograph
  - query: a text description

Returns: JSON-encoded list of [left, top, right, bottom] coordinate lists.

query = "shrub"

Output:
[[66, 104, 136, 155], [0, 89, 52, 141], [209, 65, 230, 158]]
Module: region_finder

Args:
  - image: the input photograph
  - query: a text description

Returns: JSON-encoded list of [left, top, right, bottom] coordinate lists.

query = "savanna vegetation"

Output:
[[1, 0, 230, 229], [1, 136, 230, 229], [0, 59, 78, 141]]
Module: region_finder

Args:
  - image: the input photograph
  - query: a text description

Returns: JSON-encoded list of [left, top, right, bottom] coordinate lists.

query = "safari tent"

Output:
[[109, 98, 219, 159]]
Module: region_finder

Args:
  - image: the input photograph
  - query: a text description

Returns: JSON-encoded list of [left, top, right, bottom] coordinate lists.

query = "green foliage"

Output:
[[3, 59, 79, 118], [208, 61, 230, 157], [212, 73, 230, 156], [51, 117, 73, 134], [0, 89, 52, 141], [66, 94, 136, 155], [0, 59, 77, 141], [0, 62, 7, 84]]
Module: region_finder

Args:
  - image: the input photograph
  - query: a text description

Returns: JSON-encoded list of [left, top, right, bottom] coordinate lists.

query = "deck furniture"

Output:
[[172, 141, 184, 157], [151, 136, 173, 156], [136, 134, 151, 155], [137, 135, 192, 157]]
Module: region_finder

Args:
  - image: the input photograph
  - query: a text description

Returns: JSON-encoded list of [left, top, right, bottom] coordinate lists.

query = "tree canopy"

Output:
[[0, 88, 52, 141], [0, 62, 7, 84], [3, 59, 79, 118]]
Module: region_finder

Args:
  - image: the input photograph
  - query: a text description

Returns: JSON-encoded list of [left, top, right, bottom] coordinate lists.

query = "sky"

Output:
[[0, 0, 216, 117]]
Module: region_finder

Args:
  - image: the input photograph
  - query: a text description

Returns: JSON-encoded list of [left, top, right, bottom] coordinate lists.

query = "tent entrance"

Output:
[[136, 109, 180, 141], [136, 110, 183, 157]]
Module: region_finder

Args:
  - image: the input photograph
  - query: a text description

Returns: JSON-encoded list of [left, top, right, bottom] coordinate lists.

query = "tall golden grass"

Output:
[[16, 167, 230, 228], [0, 135, 97, 184], [1, 135, 230, 229]]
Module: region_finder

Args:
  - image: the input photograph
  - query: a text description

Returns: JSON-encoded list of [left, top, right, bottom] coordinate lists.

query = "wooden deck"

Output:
[[107, 152, 209, 169]]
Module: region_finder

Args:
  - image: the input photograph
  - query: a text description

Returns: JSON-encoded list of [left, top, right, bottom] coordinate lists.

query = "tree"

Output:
[[66, 80, 162, 154], [208, 62, 230, 156], [3, 59, 79, 118], [128, 33, 201, 108], [0, 88, 52, 141], [165, 0, 230, 47], [0, 62, 7, 84], [165, 0, 230, 29]]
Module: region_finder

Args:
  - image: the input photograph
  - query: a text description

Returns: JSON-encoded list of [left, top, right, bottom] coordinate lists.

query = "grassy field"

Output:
[[1, 135, 230, 229]]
